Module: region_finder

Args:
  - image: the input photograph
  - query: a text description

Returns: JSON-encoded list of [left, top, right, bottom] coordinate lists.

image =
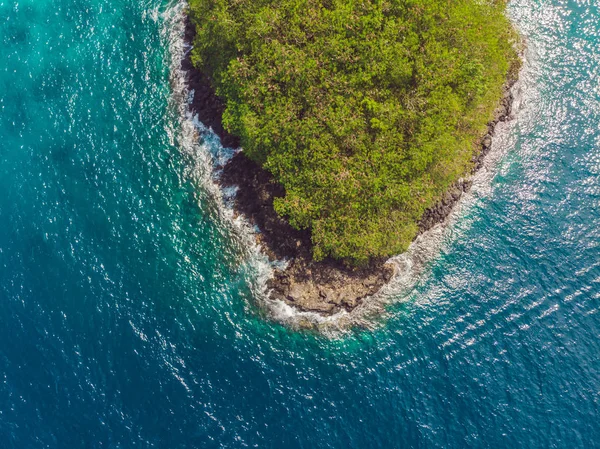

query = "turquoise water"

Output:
[[1, 0, 599, 447]]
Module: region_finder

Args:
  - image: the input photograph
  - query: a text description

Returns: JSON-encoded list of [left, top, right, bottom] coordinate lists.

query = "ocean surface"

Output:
[[1, 0, 599, 447]]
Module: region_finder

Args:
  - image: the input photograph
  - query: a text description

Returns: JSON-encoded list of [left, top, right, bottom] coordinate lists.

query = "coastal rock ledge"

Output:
[[183, 16, 519, 316], [218, 148, 396, 315]]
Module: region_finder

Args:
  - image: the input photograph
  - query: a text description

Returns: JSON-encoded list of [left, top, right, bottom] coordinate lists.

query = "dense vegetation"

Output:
[[189, 0, 519, 264]]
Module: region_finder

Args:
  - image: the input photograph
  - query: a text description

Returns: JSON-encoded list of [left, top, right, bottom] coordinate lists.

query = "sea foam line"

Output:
[[160, 1, 297, 323]]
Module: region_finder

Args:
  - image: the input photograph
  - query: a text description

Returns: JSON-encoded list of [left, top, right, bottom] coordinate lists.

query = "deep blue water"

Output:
[[1, 0, 599, 447]]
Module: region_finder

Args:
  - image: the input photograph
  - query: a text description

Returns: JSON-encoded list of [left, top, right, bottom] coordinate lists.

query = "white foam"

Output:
[[161, 1, 277, 318]]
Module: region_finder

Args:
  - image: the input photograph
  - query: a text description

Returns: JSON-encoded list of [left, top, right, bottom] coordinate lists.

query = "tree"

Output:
[[189, 0, 519, 265]]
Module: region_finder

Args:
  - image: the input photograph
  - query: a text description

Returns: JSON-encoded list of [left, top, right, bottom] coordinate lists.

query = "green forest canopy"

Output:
[[189, 0, 519, 265]]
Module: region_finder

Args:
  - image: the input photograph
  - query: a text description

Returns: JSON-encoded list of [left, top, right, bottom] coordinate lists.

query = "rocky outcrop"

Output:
[[218, 151, 395, 315], [267, 260, 394, 314], [184, 13, 519, 316]]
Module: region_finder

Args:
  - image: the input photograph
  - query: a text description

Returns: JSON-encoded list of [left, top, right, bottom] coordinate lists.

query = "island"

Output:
[[184, 0, 521, 315]]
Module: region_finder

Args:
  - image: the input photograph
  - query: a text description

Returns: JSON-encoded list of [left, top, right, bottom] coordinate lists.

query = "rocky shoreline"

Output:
[[183, 14, 519, 316]]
